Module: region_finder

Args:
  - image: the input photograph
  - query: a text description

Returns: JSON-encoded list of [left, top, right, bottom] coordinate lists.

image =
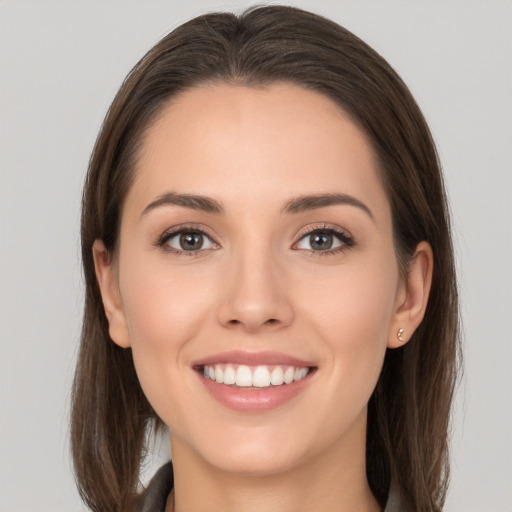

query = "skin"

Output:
[[94, 83, 433, 512]]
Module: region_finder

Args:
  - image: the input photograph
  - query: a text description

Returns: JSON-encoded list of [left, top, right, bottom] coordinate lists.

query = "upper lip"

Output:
[[191, 350, 316, 368]]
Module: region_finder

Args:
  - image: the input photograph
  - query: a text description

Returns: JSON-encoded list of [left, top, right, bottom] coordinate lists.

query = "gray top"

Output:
[[135, 462, 409, 512]]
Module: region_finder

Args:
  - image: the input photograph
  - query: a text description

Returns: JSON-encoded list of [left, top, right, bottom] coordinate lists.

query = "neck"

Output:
[[167, 416, 381, 512]]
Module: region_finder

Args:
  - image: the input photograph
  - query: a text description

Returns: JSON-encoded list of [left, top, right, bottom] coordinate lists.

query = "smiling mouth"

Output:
[[197, 364, 314, 389]]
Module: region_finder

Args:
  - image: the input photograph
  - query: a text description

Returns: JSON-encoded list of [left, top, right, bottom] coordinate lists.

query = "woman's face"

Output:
[[97, 83, 413, 475]]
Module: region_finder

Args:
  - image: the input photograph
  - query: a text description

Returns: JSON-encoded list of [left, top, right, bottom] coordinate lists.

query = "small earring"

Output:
[[397, 328, 405, 343]]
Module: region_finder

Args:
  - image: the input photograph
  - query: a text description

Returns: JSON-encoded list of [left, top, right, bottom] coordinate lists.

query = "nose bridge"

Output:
[[217, 235, 294, 332]]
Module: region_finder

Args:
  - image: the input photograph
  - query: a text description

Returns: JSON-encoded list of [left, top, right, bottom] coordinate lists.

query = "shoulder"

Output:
[[134, 461, 174, 512]]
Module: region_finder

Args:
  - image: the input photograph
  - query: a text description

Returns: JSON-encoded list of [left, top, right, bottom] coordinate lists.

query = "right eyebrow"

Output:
[[140, 192, 224, 218]]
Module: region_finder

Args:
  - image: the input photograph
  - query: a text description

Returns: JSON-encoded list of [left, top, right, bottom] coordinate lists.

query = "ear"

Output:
[[92, 240, 131, 348], [388, 241, 434, 349]]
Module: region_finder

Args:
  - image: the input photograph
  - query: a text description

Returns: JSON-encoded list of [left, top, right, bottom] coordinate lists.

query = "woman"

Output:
[[71, 5, 460, 512]]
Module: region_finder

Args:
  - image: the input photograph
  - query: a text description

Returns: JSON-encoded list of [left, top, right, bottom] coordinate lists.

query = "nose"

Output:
[[216, 245, 294, 333]]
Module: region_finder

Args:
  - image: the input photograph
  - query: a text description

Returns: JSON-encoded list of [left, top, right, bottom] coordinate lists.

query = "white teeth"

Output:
[[284, 366, 295, 384], [223, 364, 236, 385], [202, 364, 310, 388], [252, 366, 271, 387], [270, 367, 284, 386], [294, 367, 309, 381], [235, 365, 253, 387]]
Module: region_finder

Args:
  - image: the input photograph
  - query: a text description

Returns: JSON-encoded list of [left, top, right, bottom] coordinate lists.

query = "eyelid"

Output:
[[295, 223, 353, 241], [292, 223, 355, 253], [156, 224, 220, 254]]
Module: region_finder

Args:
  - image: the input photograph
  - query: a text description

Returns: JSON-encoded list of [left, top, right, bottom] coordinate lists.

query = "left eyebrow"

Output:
[[281, 193, 374, 221]]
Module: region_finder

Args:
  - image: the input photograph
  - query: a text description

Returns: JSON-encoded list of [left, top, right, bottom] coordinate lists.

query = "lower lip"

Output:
[[197, 371, 314, 412]]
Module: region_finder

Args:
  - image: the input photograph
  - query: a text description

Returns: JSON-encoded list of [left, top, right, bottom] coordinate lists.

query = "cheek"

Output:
[[301, 252, 398, 338], [121, 256, 215, 341], [300, 253, 398, 391], [118, 260, 216, 412]]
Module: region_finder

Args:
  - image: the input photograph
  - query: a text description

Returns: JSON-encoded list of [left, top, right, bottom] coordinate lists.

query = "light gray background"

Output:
[[0, 1, 511, 511]]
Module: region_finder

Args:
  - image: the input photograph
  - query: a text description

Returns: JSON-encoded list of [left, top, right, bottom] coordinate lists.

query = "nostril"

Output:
[[225, 317, 279, 329]]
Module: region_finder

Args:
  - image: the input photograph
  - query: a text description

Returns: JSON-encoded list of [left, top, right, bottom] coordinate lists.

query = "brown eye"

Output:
[[295, 228, 353, 253], [309, 232, 334, 250], [179, 232, 204, 250], [163, 229, 216, 252]]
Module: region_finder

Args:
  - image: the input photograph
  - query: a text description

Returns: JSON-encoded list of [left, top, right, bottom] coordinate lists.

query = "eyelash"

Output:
[[294, 224, 355, 257], [155, 223, 355, 257], [156, 225, 217, 257]]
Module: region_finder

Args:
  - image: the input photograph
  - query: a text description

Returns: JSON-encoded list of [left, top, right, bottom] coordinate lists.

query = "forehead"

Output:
[[126, 83, 390, 220]]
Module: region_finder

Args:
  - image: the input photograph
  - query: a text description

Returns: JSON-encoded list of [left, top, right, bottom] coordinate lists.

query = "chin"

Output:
[[206, 446, 303, 477], [171, 422, 307, 477]]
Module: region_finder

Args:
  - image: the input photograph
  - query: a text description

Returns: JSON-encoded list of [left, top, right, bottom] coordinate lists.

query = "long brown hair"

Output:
[[71, 6, 460, 512]]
